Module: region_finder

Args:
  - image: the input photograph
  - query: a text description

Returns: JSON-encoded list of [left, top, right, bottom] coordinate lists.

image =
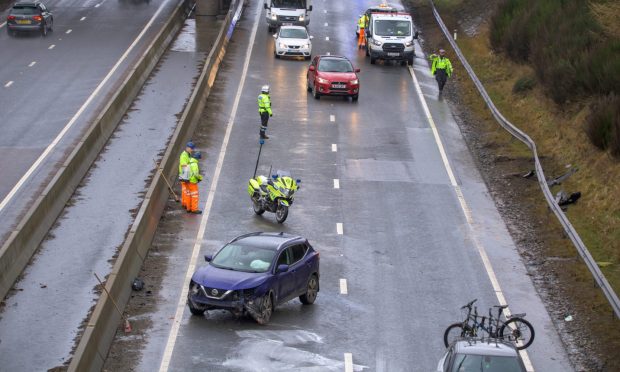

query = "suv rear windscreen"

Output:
[[374, 19, 411, 36], [11, 6, 39, 15]]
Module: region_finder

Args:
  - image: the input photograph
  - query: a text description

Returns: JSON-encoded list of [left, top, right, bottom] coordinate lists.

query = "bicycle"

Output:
[[443, 299, 535, 350]]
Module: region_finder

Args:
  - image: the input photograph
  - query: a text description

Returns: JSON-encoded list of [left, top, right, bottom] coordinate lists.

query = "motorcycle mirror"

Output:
[[204, 254, 213, 262]]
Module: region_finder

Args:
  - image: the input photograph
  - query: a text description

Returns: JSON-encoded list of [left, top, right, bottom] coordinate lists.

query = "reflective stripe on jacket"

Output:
[[258, 93, 272, 115], [189, 158, 202, 184], [430, 54, 453, 77]]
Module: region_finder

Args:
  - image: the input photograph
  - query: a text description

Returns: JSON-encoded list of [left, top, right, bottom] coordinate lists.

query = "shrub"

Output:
[[512, 75, 536, 94], [585, 93, 620, 158]]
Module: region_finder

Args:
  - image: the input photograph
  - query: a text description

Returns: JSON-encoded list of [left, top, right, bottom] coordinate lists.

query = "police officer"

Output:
[[257, 85, 272, 139], [179, 141, 195, 210], [429, 49, 453, 93]]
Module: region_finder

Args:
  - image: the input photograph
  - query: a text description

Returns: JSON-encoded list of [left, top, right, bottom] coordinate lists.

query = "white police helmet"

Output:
[[261, 85, 270, 94]]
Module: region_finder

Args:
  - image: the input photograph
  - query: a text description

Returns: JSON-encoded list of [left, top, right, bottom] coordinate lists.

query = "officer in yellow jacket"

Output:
[[429, 49, 453, 93], [257, 85, 272, 139], [187, 151, 203, 214]]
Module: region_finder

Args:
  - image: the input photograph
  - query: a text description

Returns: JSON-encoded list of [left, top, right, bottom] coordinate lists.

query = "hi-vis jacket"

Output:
[[257, 93, 272, 115], [429, 54, 453, 77]]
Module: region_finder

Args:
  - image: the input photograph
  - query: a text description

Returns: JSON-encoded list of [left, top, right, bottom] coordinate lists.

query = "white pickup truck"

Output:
[[365, 12, 419, 66], [264, 0, 313, 32]]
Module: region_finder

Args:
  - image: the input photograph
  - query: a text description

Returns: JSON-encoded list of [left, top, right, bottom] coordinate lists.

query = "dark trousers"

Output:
[[260, 112, 269, 137], [435, 69, 447, 92]]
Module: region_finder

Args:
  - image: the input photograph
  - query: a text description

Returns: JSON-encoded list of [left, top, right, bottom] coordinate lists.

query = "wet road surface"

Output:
[[0, 0, 180, 244], [105, 0, 573, 371], [0, 14, 220, 371]]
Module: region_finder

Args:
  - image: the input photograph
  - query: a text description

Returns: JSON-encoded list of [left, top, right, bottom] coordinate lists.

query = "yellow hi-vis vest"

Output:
[[258, 93, 272, 115]]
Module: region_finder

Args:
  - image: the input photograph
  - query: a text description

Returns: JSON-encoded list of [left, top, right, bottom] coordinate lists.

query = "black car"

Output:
[[6, 1, 53, 36]]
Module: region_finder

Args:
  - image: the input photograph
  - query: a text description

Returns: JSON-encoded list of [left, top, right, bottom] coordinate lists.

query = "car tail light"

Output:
[[7, 15, 16, 21], [33, 15, 42, 21]]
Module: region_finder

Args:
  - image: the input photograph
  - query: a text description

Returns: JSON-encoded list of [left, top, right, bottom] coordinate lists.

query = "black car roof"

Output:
[[230, 232, 305, 251]]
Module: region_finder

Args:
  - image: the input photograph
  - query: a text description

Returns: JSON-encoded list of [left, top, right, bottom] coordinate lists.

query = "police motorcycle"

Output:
[[247, 170, 300, 223]]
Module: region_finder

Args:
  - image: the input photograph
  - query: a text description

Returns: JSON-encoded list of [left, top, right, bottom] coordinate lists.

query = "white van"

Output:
[[264, 0, 313, 32], [365, 12, 419, 65]]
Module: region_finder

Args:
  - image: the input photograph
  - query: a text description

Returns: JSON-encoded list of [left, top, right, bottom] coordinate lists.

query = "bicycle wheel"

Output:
[[500, 318, 535, 349], [444, 323, 472, 347]]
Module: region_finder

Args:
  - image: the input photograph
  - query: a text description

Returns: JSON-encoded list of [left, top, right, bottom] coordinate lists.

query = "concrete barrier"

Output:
[[0, 0, 194, 302], [68, 0, 244, 370]]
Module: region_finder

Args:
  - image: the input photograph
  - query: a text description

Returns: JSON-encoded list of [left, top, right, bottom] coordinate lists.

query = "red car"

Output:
[[307, 55, 360, 101]]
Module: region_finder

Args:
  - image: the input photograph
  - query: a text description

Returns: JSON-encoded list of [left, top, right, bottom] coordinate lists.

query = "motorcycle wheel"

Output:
[[275, 204, 288, 223], [252, 200, 265, 215]]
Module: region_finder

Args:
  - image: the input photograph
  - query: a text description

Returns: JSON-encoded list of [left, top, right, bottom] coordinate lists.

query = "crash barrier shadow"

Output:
[[0, 0, 194, 306], [68, 0, 244, 370], [427, 0, 620, 318]]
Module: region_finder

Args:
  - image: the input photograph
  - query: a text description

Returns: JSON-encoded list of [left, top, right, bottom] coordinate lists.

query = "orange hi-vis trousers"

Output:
[[188, 182, 200, 212], [181, 181, 190, 209], [358, 27, 366, 47]]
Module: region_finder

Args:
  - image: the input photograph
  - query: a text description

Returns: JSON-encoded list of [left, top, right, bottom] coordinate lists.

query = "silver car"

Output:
[[437, 339, 527, 372], [273, 25, 312, 60]]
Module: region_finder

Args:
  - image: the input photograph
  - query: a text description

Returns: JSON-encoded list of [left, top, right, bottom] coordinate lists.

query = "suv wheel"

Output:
[[41, 22, 47, 36], [299, 275, 318, 304]]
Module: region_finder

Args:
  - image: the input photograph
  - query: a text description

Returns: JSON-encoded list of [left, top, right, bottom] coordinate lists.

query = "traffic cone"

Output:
[[124, 318, 132, 333]]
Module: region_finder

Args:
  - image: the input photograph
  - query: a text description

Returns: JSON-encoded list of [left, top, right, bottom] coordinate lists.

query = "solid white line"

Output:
[[329, 114, 335, 122], [325, 36, 329, 41], [28, 61, 36, 67], [66, 29, 72, 34], [333, 179, 339, 189], [407, 65, 535, 371], [331, 144, 337, 152], [0, 21, 6, 28], [48, 44, 55, 49], [80, 16, 86, 21], [336, 223, 343, 235], [157, 3, 261, 372], [4, 81, 13, 88], [0, 0, 169, 215], [344, 353, 353, 372], [339, 279, 348, 294]]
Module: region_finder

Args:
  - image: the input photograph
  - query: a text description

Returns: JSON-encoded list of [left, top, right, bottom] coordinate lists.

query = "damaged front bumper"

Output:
[[187, 282, 263, 315]]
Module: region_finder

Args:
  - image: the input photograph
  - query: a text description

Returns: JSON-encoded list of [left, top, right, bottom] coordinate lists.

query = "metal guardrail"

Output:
[[428, 0, 620, 319]]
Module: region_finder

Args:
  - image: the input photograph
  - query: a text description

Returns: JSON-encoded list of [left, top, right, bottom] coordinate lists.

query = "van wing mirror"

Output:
[[414, 31, 420, 39], [307, 5, 313, 11], [263, 3, 268, 9]]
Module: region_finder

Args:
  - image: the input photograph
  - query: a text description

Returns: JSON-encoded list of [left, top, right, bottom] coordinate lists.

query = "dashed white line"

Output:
[[407, 65, 535, 371], [329, 114, 335, 122], [344, 353, 353, 372], [66, 29, 72, 34], [28, 61, 36, 67], [333, 179, 340, 189], [48, 44, 55, 50], [80, 16, 86, 21], [336, 223, 343, 235], [324, 22, 328, 27], [323, 9, 327, 13], [4, 81, 14, 88], [339, 279, 348, 294], [94, 3, 101, 7], [0, 0, 171, 215], [325, 36, 329, 41], [331, 144, 337, 152], [157, 2, 262, 371]]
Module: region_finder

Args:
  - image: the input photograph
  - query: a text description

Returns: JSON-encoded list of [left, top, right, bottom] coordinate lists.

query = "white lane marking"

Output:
[[329, 114, 335, 122], [323, 9, 327, 13], [326, 52, 330, 55], [80, 16, 86, 21], [4, 81, 14, 88], [331, 144, 337, 152], [333, 179, 339, 189], [325, 36, 329, 41], [344, 353, 353, 372], [339, 279, 348, 294], [0, 21, 6, 28], [407, 66, 535, 371], [324, 22, 328, 27], [95, 3, 101, 7], [48, 44, 55, 49], [0, 1, 170, 215], [336, 223, 343, 235], [158, 3, 261, 372], [28, 61, 36, 67], [66, 29, 72, 34]]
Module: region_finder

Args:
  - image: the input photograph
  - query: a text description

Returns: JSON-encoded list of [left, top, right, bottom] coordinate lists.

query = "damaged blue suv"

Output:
[[187, 232, 320, 324]]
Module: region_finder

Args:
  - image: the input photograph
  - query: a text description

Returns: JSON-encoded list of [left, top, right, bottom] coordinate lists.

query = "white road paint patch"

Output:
[[329, 114, 335, 122], [407, 65, 535, 371], [4, 81, 13, 88], [223, 330, 366, 371], [95, 3, 101, 7], [326, 52, 331, 55], [324, 22, 328, 27], [345, 353, 353, 372], [333, 179, 339, 189], [158, 3, 261, 372], [48, 44, 55, 49], [325, 36, 329, 41], [66, 29, 72, 34], [323, 9, 327, 13], [340, 278, 348, 294], [332, 144, 337, 152], [28, 61, 36, 67], [0, 0, 170, 215], [0, 21, 6, 28], [80, 16, 86, 21], [337, 223, 343, 235]]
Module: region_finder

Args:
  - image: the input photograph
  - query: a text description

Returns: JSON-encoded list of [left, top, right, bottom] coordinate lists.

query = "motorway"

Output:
[[104, 0, 573, 371], [0, 0, 180, 243]]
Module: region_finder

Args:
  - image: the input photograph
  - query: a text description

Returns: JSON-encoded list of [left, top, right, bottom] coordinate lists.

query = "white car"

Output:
[[273, 25, 313, 60]]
